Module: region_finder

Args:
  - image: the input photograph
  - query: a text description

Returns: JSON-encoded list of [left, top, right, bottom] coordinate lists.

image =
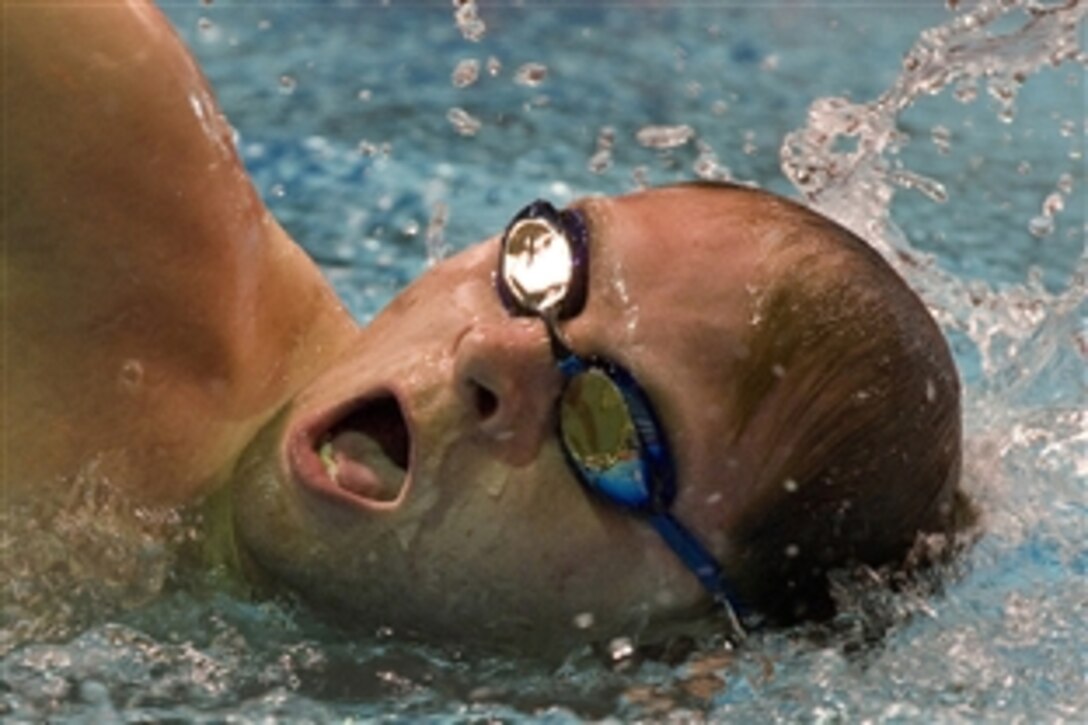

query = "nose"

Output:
[[454, 317, 563, 466]]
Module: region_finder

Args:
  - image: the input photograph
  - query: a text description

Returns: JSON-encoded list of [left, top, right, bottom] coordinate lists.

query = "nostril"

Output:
[[472, 381, 499, 420]]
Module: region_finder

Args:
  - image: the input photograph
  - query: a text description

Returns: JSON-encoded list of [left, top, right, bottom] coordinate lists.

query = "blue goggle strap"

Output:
[[649, 511, 749, 636]]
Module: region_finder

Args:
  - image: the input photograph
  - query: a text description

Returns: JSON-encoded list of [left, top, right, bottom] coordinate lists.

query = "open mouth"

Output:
[[291, 393, 412, 508]]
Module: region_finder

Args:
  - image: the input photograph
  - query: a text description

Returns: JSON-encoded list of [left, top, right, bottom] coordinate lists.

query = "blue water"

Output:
[[2, 1, 1084, 720]]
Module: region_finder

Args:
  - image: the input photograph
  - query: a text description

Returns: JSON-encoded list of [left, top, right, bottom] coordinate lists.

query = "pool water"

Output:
[[2, 0, 1084, 720]]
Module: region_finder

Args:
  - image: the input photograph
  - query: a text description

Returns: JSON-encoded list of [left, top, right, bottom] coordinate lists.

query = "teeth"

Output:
[[318, 439, 340, 483]]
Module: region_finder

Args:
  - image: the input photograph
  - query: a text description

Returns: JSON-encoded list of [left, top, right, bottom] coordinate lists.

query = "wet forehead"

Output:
[[571, 187, 770, 345]]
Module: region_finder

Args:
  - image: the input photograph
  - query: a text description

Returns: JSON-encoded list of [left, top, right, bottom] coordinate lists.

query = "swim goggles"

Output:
[[496, 200, 748, 633]]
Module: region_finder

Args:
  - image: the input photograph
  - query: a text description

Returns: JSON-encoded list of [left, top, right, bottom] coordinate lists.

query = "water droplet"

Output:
[[693, 140, 731, 181], [270, 183, 286, 198], [119, 359, 144, 390], [1042, 191, 1064, 217], [891, 169, 948, 203], [784, 544, 800, 558], [930, 124, 952, 154], [357, 88, 372, 102], [588, 126, 615, 174], [635, 124, 695, 150], [514, 62, 548, 87], [486, 478, 506, 499], [573, 612, 595, 629], [608, 637, 635, 662], [451, 58, 480, 88], [426, 202, 449, 264], [783, 478, 799, 493], [453, 0, 486, 42], [1028, 215, 1055, 238], [447, 107, 482, 136], [953, 79, 978, 103], [278, 74, 297, 95], [486, 56, 502, 77]]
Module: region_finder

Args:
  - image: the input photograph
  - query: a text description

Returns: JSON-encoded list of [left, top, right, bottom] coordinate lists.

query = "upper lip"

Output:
[[287, 388, 414, 512]]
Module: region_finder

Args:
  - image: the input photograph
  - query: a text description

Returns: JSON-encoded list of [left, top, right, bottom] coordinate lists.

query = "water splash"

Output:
[[782, 0, 1086, 389], [782, 0, 1085, 256]]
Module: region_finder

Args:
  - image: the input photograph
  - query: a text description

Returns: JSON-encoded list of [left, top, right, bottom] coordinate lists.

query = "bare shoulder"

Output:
[[2, 1, 354, 504]]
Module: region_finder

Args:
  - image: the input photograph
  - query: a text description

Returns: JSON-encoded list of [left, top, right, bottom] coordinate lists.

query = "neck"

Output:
[[191, 484, 272, 598]]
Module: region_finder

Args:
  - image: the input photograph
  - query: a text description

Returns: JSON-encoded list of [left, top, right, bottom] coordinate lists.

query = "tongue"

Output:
[[329, 429, 405, 502]]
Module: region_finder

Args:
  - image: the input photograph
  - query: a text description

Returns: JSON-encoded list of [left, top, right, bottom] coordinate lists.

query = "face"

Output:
[[232, 186, 775, 654]]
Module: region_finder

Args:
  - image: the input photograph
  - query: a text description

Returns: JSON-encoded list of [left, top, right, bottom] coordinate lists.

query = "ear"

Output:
[[3, 1, 356, 504]]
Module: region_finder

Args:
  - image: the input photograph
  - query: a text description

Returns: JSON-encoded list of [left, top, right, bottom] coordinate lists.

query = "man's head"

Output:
[[230, 183, 964, 653]]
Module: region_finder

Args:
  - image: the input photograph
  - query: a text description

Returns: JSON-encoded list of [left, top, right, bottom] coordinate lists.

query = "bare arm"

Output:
[[2, 0, 355, 503]]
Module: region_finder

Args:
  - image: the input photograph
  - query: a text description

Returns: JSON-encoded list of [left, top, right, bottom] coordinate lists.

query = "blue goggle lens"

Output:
[[558, 368, 653, 510]]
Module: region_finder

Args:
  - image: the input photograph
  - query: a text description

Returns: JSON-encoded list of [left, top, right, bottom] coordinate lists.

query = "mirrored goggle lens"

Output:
[[501, 216, 574, 315], [559, 368, 652, 510]]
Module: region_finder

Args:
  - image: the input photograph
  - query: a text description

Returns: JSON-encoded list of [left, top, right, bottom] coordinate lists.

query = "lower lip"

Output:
[[286, 402, 411, 513]]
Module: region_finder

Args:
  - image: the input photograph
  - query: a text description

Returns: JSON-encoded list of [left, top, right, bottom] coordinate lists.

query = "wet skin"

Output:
[[6, 0, 960, 656], [232, 188, 787, 651], [5, 1, 775, 652]]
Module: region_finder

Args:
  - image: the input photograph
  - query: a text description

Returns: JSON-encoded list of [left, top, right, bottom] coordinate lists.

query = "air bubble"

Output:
[[783, 478, 799, 493], [357, 89, 372, 102], [278, 75, 297, 95], [784, 544, 800, 558], [487, 56, 502, 77]]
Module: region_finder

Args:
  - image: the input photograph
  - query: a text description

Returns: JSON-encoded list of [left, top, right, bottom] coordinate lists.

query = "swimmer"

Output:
[[4, 1, 971, 655]]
